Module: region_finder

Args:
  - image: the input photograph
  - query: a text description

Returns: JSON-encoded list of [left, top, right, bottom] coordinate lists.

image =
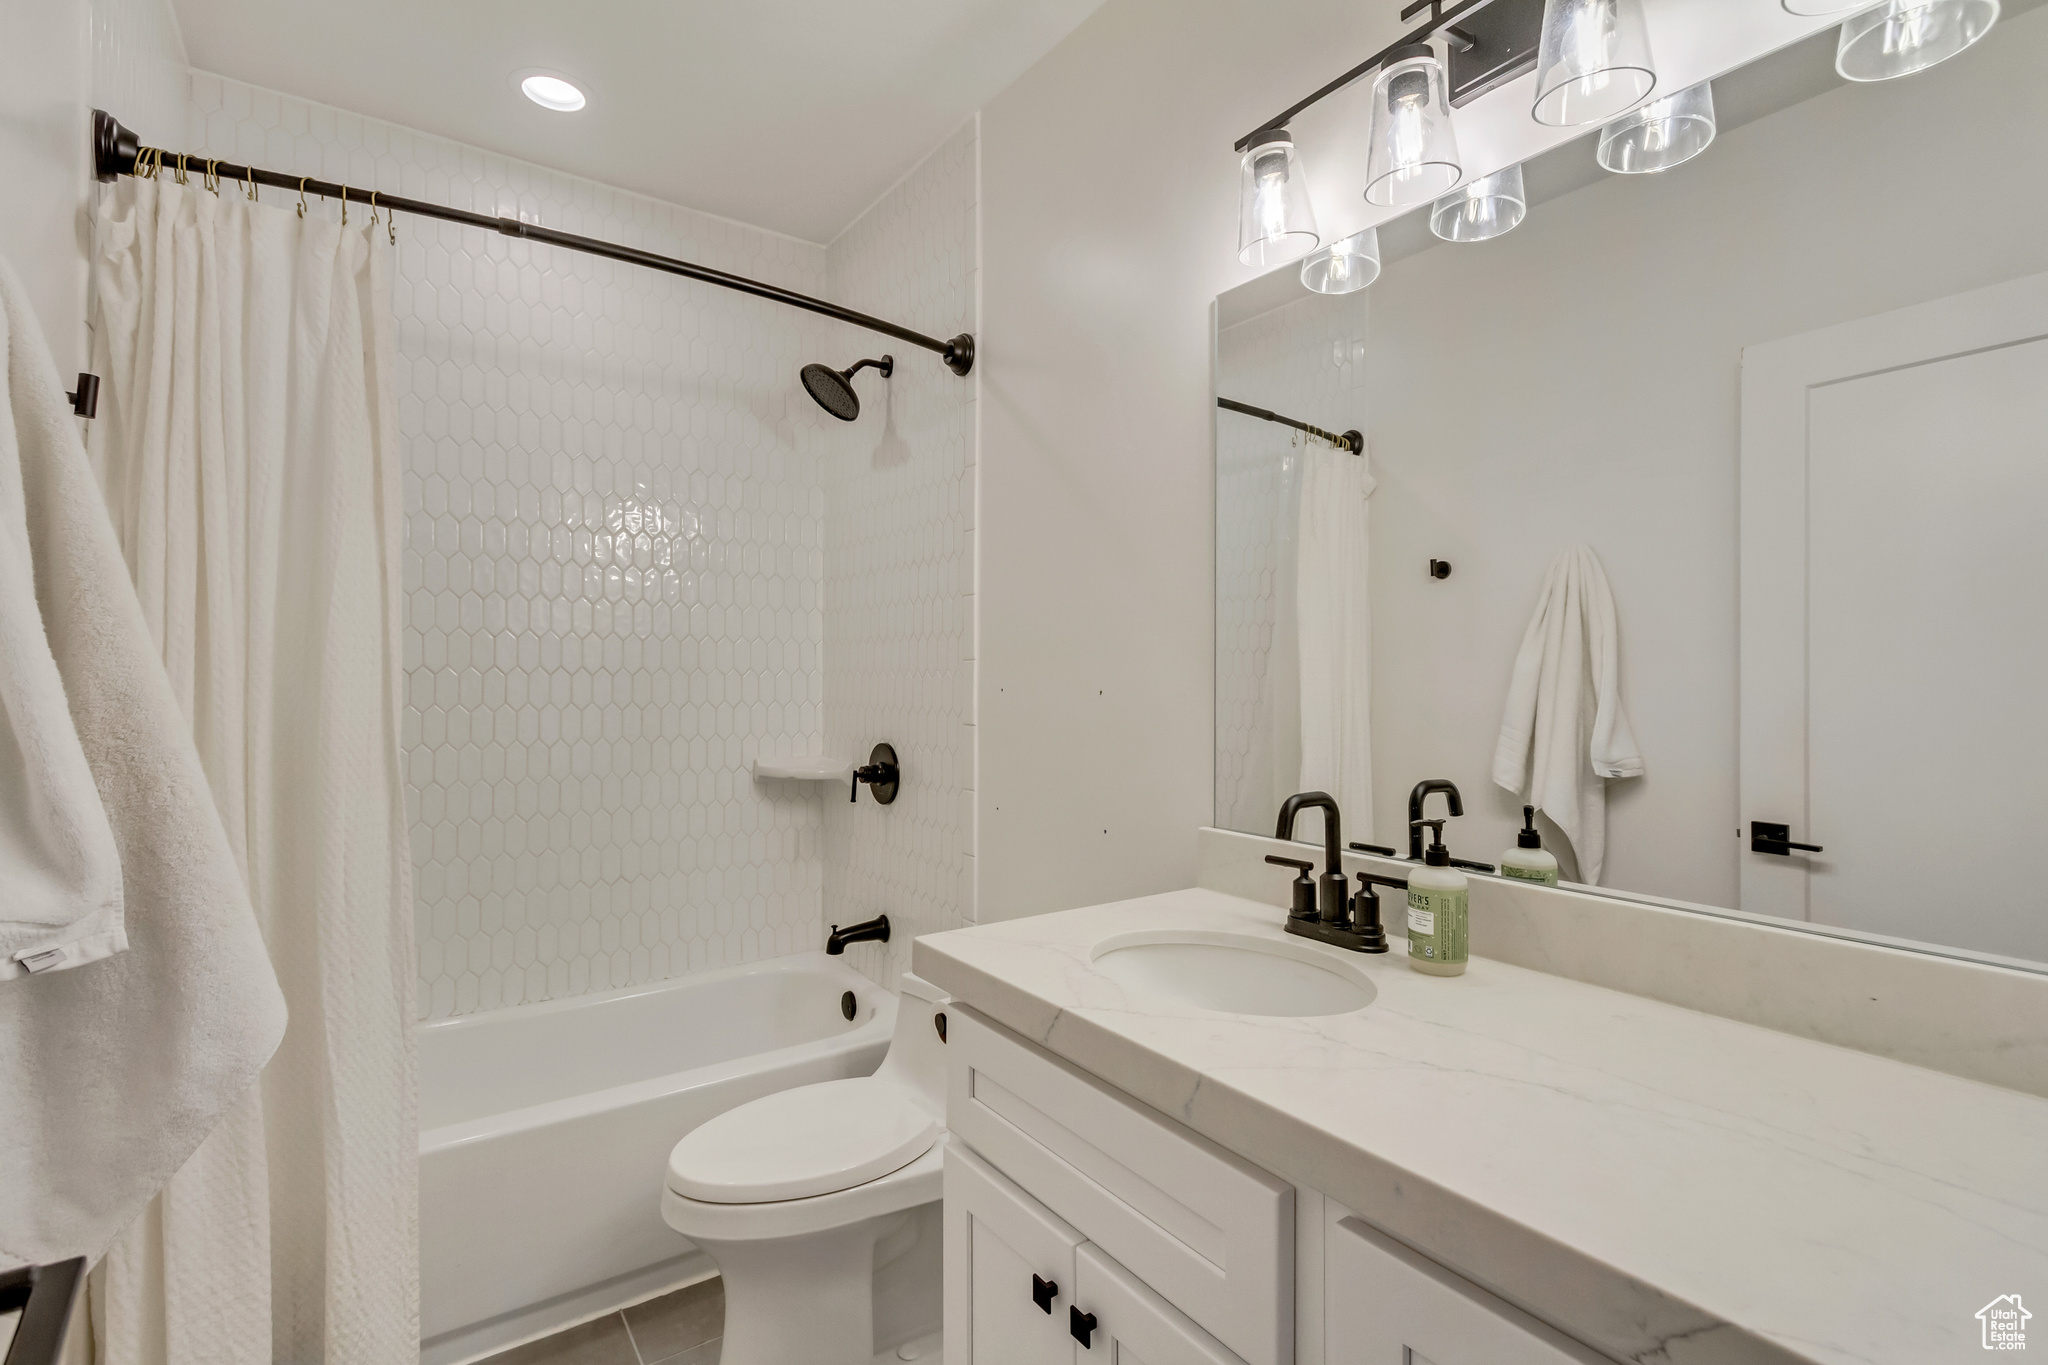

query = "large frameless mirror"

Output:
[[1213, 1, 2048, 972]]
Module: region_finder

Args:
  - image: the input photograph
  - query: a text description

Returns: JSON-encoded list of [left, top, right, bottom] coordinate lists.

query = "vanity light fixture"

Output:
[[1531, 0, 1657, 127], [1364, 44, 1464, 208], [1300, 227, 1383, 293], [1597, 80, 1716, 174], [520, 73, 587, 112], [1238, 128, 1323, 267], [1835, 0, 2000, 81], [1429, 164, 1527, 242]]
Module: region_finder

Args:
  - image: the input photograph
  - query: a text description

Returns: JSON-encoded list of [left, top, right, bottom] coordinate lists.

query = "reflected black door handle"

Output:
[[1750, 822, 1823, 856], [1031, 1274, 1058, 1313], [1070, 1306, 1098, 1347]]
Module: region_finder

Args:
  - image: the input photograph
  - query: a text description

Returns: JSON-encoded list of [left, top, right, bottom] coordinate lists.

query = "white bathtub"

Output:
[[419, 953, 895, 1365]]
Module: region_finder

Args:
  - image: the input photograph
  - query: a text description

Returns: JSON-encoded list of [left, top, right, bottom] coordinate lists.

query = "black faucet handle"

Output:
[[1265, 855, 1318, 920], [1346, 872, 1394, 953]]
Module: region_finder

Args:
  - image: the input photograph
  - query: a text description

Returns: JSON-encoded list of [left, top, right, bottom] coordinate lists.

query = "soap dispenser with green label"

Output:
[[1406, 818, 1468, 976], [1500, 806, 1559, 886]]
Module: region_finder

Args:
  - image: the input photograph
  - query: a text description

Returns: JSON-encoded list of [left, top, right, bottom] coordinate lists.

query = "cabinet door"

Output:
[[1325, 1218, 1605, 1365], [946, 1144, 1086, 1365], [1070, 1243, 1250, 1365]]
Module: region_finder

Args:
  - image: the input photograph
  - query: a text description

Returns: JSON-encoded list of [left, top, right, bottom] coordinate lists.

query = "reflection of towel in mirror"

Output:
[[1491, 544, 1642, 885]]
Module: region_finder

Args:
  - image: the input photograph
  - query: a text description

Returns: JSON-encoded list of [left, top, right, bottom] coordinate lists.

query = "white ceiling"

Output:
[[169, 0, 1109, 244]]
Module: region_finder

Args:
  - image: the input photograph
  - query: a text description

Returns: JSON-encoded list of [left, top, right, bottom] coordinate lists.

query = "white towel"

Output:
[[0, 302, 123, 979], [0, 253, 285, 1268], [1297, 444, 1375, 837], [1491, 545, 1642, 885]]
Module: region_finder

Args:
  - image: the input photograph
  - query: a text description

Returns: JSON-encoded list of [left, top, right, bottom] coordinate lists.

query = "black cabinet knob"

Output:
[[1070, 1306, 1098, 1348], [1031, 1274, 1058, 1313]]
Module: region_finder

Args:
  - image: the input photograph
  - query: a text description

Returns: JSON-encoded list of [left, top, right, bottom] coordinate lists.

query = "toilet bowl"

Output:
[[661, 972, 948, 1365]]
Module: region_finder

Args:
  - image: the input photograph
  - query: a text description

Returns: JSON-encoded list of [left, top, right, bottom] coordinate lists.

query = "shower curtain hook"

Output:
[[297, 177, 308, 218], [244, 166, 257, 201], [174, 153, 188, 186], [204, 160, 220, 195]]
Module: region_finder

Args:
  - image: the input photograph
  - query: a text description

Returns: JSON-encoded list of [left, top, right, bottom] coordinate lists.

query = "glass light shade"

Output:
[[1836, 0, 1999, 81], [1363, 49, 1463, 208], [1429, 165, 1527, 243], [1532, 0, 1658, 127], [1781, 0, 1866, 13], [1597, 80, 1716, 174], [1238, 132, 1322, 268], [1300, 228, 1383, 293]]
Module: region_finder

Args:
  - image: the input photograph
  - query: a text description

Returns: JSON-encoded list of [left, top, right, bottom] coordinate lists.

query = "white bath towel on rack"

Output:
[[0, 293, 123, 981], [1491, 544, 1643, 885], [0, 250, 284, 1268]]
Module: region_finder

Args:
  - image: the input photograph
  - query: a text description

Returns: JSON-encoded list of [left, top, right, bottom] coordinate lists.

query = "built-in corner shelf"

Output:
[[751, 756, 855, 782]]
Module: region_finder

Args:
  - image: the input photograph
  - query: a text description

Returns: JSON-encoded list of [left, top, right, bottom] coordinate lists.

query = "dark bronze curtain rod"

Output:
[[91, 111, 974, 376], [1217, 397, 1362, 454]]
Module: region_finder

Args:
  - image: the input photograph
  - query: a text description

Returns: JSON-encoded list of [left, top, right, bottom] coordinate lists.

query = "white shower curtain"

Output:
[[1296, 443, 1374, 839], [86, 176, 416, 1364]]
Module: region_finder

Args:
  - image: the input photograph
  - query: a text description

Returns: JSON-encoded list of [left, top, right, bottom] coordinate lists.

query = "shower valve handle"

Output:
[[850, 743, 901, 806]]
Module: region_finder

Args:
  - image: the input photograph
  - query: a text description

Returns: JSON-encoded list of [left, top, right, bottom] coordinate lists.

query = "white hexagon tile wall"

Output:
[[819, 121, 980, 989], [183, 71, 967, 1017]]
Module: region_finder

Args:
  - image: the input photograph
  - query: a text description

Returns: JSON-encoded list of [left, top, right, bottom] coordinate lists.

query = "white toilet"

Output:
[[660, 973, 949, 1365]]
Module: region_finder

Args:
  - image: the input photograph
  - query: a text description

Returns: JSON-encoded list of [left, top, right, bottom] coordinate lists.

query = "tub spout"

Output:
[[826, 914, 890, 955]]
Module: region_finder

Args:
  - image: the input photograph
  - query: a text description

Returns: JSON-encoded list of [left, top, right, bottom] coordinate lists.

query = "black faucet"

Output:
[[1407, 780, 1464, 859], [1267, 792, 1392, 954], [1401, 780, 1497, 873], [826, 914, 890, 955], [1275, 791, 1350, 923]]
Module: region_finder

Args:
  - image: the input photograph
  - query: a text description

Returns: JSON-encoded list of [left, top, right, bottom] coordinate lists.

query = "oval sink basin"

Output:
[[1089, 930, 1376, 1017]]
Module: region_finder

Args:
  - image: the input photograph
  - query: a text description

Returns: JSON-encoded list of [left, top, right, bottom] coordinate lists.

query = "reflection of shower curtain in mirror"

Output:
[[1216, 440, 1299, 833], [1295, 446, 1374, 840]]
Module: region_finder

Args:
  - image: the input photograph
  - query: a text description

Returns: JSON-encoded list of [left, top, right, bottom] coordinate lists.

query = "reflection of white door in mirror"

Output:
[[1741, 271, 2048, 963]]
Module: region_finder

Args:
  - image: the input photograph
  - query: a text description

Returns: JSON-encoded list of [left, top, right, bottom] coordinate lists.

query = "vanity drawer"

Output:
[[947, 1006, 1293, 1365], [1325, 1214, 1608, 1365]]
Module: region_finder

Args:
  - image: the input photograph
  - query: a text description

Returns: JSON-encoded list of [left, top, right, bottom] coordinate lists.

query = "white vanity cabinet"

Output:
[[943, 1006, 1617, 1365], [1322, 1215, 1608, 1365], [944, 1144, 1247, 1365], [943, 1007, 1290, 1365]]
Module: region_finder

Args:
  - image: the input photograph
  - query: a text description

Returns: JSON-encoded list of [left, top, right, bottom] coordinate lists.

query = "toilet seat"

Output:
[[666, 1077, 939, 1204]]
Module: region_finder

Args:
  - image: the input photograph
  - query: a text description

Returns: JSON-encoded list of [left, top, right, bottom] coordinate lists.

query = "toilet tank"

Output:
[[874, 973, 949, 1121]]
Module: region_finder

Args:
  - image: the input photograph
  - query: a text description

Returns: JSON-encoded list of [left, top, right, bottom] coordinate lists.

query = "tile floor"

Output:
[[480, 1277, 723, 1365]]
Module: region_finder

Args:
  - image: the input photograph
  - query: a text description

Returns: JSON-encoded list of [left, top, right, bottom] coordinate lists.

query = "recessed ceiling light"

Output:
[[520, 74, 586, 112]]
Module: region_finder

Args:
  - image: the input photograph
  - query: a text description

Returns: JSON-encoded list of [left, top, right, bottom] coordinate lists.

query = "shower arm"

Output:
[[88, 111, 975, 377]]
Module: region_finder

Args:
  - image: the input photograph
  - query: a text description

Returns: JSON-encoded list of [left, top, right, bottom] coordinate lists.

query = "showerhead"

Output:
[[800, 354, 893, 421]]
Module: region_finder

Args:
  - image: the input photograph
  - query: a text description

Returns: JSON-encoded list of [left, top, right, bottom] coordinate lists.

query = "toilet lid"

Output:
[[666, 1077, 940, 1204]]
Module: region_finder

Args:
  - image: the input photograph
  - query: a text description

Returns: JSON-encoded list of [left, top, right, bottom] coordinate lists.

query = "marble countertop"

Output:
[[913, 888, 2048, 1365]]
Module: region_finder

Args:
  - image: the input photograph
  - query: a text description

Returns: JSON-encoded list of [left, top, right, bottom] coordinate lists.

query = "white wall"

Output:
[[1218, 6, 2048, 905], [0, 0, 185, 381], [975, 0, 1408, 921], [821, 120, 981, 988], [0, 0, 88, 380]]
